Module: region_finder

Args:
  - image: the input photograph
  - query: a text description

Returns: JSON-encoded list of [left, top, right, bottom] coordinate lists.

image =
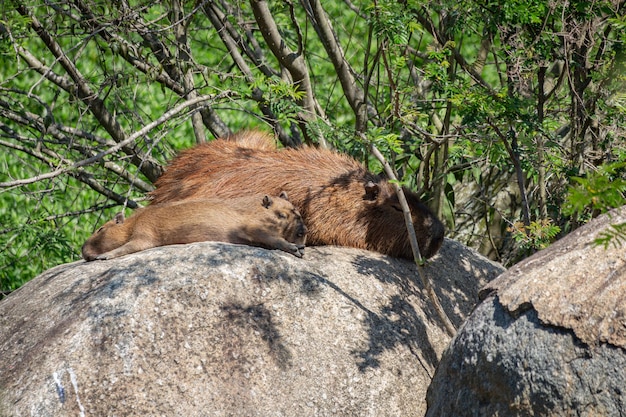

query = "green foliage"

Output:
[[508, 219, 561, 251], [250, 75, 307, 102], [0, 148, 124, 295], [369, 130, 403, 155], [609, 92, 626, 114], [368, 0, 420, 46], [424, 47, 453, 91], [250, 75, 306, 126], [0, 220, 79, 293], [564, 161, 626, 219], [609, 15, 626, 42], [499, 0, 548, 25]]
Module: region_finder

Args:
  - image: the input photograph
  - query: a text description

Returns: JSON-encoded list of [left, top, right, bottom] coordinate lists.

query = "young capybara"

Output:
[[82, 193, 307, 261], [150, 130, 445, 259]]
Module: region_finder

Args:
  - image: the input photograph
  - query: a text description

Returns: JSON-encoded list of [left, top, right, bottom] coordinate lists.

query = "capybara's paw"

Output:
[[290, 244, 305, 258], [284, 243, 304, 258]]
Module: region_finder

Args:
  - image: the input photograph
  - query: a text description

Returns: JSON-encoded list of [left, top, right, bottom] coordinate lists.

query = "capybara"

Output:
[[82, 193, 307, 261], [150, 130, 445, 259]]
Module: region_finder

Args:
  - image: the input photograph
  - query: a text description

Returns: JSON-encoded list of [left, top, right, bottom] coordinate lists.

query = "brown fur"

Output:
[[150, 131, 445, 259], [82, 193, 307, 261], [224, 129, 278, 150]]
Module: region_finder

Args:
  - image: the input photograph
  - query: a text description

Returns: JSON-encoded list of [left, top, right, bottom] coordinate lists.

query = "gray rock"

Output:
[[426, 207, 626, 417], [0, 239, 502, 417]]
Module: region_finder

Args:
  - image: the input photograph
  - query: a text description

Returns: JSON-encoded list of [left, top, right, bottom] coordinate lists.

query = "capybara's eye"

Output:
[[391, 205, 403, 212]]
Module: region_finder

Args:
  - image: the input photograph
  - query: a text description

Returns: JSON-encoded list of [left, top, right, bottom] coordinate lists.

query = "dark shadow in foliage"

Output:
[[0, 263, 82, 379], [249, 261, 441, 374], [246, 263, 324, 298], [297, 260, 439, 373], [63, 266, 160, 322], [220, 303, 293, 370], [0, 261, 161, 380]]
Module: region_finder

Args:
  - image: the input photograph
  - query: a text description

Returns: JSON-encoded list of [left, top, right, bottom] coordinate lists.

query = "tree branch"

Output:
[[15, 5, 164, 182], [202, 1, 295, 145], [73, 0, 230, 139], [250, 0, 327, 147], [301, 0, 377, 124], [0, 94, 228, 188], [0, 114, 154, 194], [412, 8, 494, 94], [0, 137, 140, 207], [172, 0, 206, 144], [487, 118, 531, 227]]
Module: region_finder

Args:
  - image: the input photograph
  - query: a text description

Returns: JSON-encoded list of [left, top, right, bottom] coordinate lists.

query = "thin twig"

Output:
[[369, 142, 456, 337]]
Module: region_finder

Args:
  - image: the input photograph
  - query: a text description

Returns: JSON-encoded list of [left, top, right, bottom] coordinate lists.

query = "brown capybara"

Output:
[[150, 130, 445, 259], [82, 193, 307, 261]]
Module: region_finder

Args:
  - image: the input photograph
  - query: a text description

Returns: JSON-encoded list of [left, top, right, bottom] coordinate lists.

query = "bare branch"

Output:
[[72, 0, 185, 96], [286, 0, 304, 56], [204, 3, 255, 81], [412, 8, 494, 93], [172, 0, 206, 144], [72, 0, 229, 138], [71, 170, 140, 208], [0, 94, 229, 188], [0, 95, 154, 193], [487, 118, 531, 227], [15, 5, 164, 182], [0, 137, 140, 207]]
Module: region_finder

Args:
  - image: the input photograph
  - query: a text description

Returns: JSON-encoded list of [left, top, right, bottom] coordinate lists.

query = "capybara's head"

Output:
[[262, 192, 307, 246], [81, 212, 127, 261], [362, 181, 445, 259]]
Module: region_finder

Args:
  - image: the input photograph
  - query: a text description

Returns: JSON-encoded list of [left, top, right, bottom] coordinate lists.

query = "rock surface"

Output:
[[0, 239, 502, 417], [426, 207, 626, 417]]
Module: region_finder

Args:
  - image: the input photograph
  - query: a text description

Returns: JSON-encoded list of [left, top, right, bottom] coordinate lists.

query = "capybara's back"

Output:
[[151, 131, 444, 259], [224, 129, 277, 150]]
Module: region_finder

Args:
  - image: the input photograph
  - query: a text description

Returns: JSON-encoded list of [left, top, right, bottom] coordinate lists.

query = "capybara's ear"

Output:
[[114, 212, 125, 224], [364, 181, 379, 200], [262, 195, 273, 208], [279, 191, 289, 201]]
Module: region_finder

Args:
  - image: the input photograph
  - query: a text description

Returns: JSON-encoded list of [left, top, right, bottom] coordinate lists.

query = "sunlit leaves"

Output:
[[508, 219, 561, 250], [564, 161, 626, 219], [250, 75, 305, 125], [367, 0, 422, 46]]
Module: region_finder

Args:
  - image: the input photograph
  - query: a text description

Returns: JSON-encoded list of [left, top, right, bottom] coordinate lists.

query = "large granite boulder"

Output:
[[426, 207, 626, 416], [0, 239, 503, 416]]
